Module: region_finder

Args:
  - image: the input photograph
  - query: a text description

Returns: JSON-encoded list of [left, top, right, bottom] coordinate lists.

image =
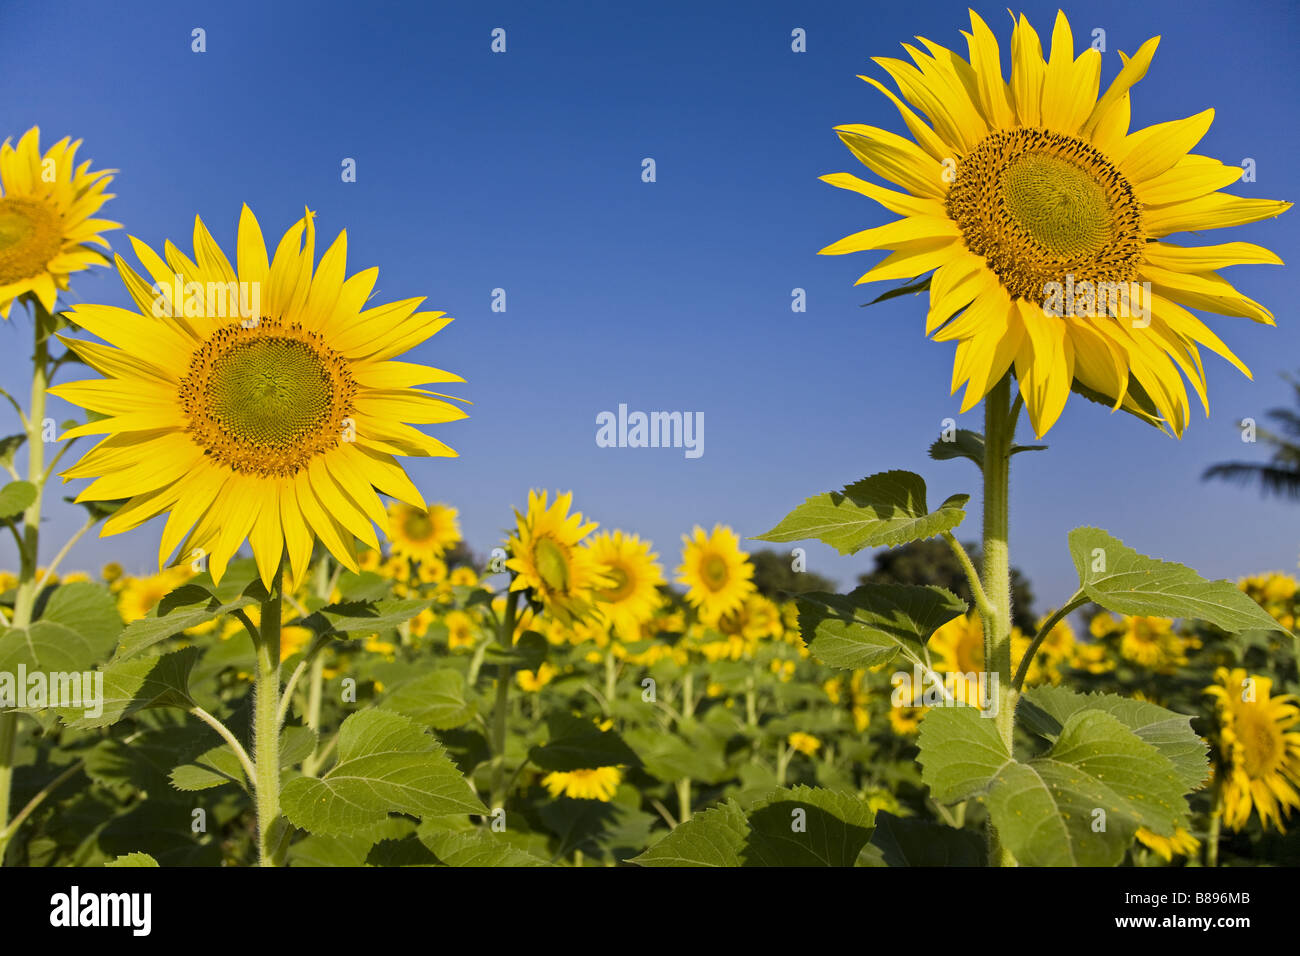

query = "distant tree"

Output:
[[444, 540, 479, 570], [856, 538, 1038, 633], [1203, 371, 1300, 501], [748, 548, 837, 597]]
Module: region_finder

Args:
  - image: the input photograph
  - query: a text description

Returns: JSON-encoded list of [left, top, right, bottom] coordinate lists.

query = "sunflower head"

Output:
[[675, 524, 755, 622], [388, 501, 461, 564], [0, 127, 119, 318], [1205, 667, 1300, 832], [586, 529, 665, 639], [541, 767, 622, 802], [505, 490, 605, 624], [51, 206, 466, 589], [822, 10, 1291, 437]]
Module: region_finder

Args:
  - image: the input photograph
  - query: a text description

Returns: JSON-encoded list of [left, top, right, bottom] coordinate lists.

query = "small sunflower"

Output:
[[821, 11, 1290, 436], [443, 609, 476, 651], [1205, 667, 1300, 832], [787, 731, 822, 756], [516, 661, 557, 693], [888, 705, 927, 736], [541, 767, 621, 802], [1134, 825, 1200, 862], [0, 127, 119, 318], [506, 490, 605, 624], [676, 524, 755, 622], [50, 207, 466, 589], [1118, 615, 1190, 671], [388, 501, 461, 563], [586, 530, 665, 639]]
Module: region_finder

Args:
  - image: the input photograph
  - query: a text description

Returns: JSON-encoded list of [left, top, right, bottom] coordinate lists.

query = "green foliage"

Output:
[[796, 583, 966, 670]]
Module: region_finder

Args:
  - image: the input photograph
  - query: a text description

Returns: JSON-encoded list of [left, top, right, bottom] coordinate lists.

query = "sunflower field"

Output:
[[1, 4, 1298, 877]]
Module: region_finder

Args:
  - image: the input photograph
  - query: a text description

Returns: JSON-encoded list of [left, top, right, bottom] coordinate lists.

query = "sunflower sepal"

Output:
[[860, 274, 932, 307], [928, 428, 1046, 468], [1068, 527, 1290, 636]]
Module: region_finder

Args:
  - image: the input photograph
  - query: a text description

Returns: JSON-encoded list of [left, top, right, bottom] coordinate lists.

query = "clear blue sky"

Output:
[[1, 0, 1298, 612]]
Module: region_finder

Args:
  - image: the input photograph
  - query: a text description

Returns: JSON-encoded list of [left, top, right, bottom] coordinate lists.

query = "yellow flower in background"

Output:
[[1205, 668, 1300, 832], [1069, 640, 1114, 674], [542, 767, 621, 802], [1089, 610, 1123, 639], [51, 207, 466, 589], [443, 609, 476, 650], [1012, 611, 1076, 685], [0, 127, 119, 318], [1239, 572, 1298, 631], [116, 566, 196, 623], [676, 524, 755, 622], [821, 10, 1290, 437], [449, 566, 478, 588], [516, 661, 557, 692], [788, 731, 822, 756], [587, 530, 665, 639], [417, 557, 448, 585], [1135, 825, 1200, 862], [930, 612, 984, 674], [100, 562, 123, 585], [1118, 615, 1190, 671], [888, 706, 927, 736], [506, 490, 605, 624], [388, 502, 461, 563]]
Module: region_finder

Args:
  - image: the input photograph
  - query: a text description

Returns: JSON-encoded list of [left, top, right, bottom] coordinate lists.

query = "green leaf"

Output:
[[1068, 527, 1287, 635], [741, 786, 876, 867], [623, 724, 730, 784], [296, 597, 431, 636], [378, 669, 476, 730], [171, 725, 318, 792], [928, 429, 1046, 468], [919, 705, 1188, 866], [39, 581, 123, 649], [114, 583, 260, 661], [0, 433, 25, 469], [755, 471, 968, 555], [530, 715, 641, 772], [482, 630, 548, 673], [61, 647, 200, 729], [104, 851, 160, 868], [419, 828, 553, 867], [796, 583, 966, 670], [281, 709, 485, 835], [631, 800, 748, 867], [870, 811, 986, 866], [0, 480, 36, 519], [1018, 686, 1209, 792]]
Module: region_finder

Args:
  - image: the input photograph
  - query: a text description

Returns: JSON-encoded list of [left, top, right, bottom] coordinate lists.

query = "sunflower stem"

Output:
[[253, 562, 285, 867], [1205, 772, 1223, 868], [982, 375, 1018, 867], [489, 584, 519, 811], [0, 300, 54, 866]]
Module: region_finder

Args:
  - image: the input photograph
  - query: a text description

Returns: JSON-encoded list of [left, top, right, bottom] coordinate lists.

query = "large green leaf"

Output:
[[379, 669, 476, 730], [741, 786, 876, 866], [530, 714, 641, 773], [419, 828, 552, 867], [0, 480, 36, 519], [170, 725, 319, 792], [756, 471, 969, 555], [631, 800, 748, 867], [114, 583, 260, 661], [104, 852, 160, 868], [61, 647, 200, 729], [918, 705, 1188, 866], [796, 583, 966, 670], [870, 811, 986, 866], [295, 598, 431, 636], [281, 709, 485, 835], [1068, 527, 1286, 634], [1019, 686, 1209, 792], [41, 581, 123, 648]]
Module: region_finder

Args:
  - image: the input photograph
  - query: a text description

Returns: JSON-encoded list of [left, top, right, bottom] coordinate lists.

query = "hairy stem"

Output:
[[489, 585, 519, 810], [982, 375, 1018, 867], [253, 566, 285, 866]]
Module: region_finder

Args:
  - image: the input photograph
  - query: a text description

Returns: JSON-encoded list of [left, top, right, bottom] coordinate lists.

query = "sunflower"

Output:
[[586, 530, 665, 639], [1118, 615, 1191, 671], [50, 207, 466, 589], [787, 731, 822, 756], [1205, 667, 1300, 832], [116, 566, 195, 623], [516, 661, 557, 693], [541, 767, 621, 802], [443, 609, 477, 651], [0, 127, 119, 318], [388, 501, 461, 563], [888, 705, 927, 736], [821, 11, 1290, 437], [506, 490, 605, 624], [676, 524, 755, 622], [1134, 825, 1200, 862]]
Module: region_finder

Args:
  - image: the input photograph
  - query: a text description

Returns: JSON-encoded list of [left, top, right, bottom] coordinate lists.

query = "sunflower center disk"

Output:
[[402, 512, 434, 541], [599, 565, 633, 602], [1240, 712, 1281, 778], [702, 555, 729, 590], [0, 197, 64, 285], [180, 320, 356, 477], [945, 128, 1143, 309], [534, 536, 571, 592]]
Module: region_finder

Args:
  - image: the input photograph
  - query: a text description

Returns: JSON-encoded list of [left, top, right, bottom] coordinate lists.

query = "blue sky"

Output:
[[1, 0, 1298, 612]]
